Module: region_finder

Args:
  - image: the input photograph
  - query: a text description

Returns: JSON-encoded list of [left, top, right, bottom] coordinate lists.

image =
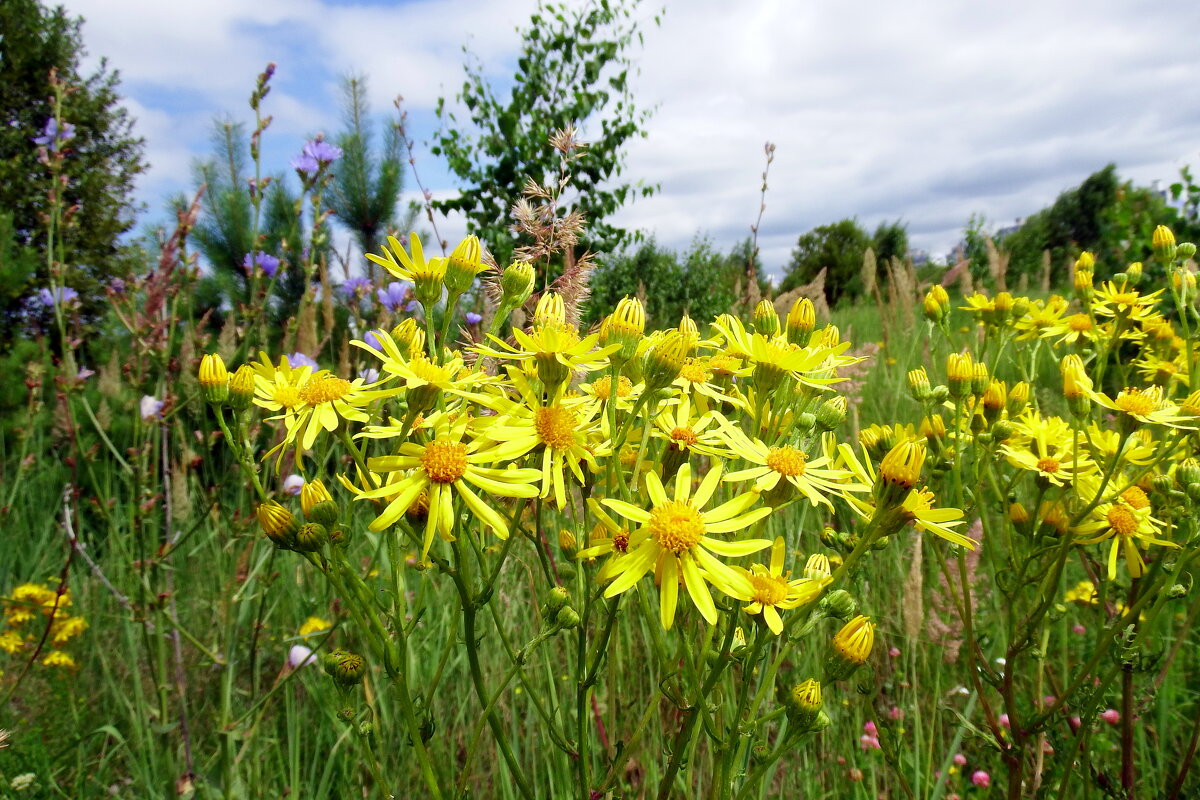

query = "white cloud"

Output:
[[54, 0, 1200, 280]]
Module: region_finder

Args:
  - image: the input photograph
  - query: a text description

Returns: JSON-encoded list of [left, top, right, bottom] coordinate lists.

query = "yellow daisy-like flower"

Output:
[[722, 427, 868, 508], [353, 330, 491, 407], [673, 357, 745, 412], [1073, 499, 1177, 580], [739, 538, 831, 634], [598, 462, 772, 629], [900, 488, 973, 548], [281, 371, 379, 452], [476, 323, 618, 393], [649, 394, 733, 459], [49, 615, 86, 646], [1063, 580, 1098, 605], [356, 414, 542, 556], [1014, 295, 1069, 339], [252, 352, 316, 430], [1000, 413, 1094, 486], [1043, 312, 1100, 345], [476, 370, 610, 510], [366, 232, 446, 304], [1092, 281, 1164, 323], [1084, 384, 1198, 430]]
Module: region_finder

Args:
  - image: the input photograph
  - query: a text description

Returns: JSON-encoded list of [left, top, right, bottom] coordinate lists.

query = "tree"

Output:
[[328, 75, 416, 278], [0, 0, 145, 340], [871, 220, 909, 266], [432, 0, 656, 270], [780, 219, 871, 308]]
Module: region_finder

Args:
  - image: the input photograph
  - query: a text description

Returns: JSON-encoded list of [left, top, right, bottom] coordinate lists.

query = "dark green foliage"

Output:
[[780, 218, 871, 307], [0, 0, 145, 342], [432, 0, 656, 270], [328, 75, 415, 277], [872, 219, 909, 266], [589, 237, 744, 327]]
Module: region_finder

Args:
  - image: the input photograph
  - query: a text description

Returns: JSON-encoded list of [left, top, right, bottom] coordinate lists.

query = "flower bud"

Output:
[[971, 363, 990, 397], [557, 528, 577, 557], [813, 396, 846, 432], [825, 615, 875, 682], [294, 522, 329, 553], [879, 440, 925, 492], [946, 352, 973, 399], [642, 331, 688, 392], [1007, 381, 1030, 416], [599, 296, 645, 364], [1178, 242, 1197, 261], [752, 299, 780, 336], [533, 292, 566, 328], [444, 235, 487, 295], [199, 353, 230, 405], [804, 553, 832, 580], [786, 678, 823, 730], [786, 297, 816, 344], [228, 365, 256, 410], [545, 585, 570, 613], [906, 367, 931, 401], [257, 501, 299, 549], [1009, 501, 1029, 524], [919, 414, 946, 441], [555, 606, 581, 630], [820, 589, 858, 620], [387, 318, 424, 359], [1178, 458, 1200, 488], [1126, 261, 1143, 282], [923, 285, 950, 322], [501, 261, 536, 308], [990, 419, 1014, 442], [325, 649, 366, 687], [301, 479, 339, 525], [1153, 225, 1177, 263], [982, 379, 1006, 423]]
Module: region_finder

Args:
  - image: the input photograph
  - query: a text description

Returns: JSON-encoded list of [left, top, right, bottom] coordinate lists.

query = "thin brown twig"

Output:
[[395, 95, 446, 256]]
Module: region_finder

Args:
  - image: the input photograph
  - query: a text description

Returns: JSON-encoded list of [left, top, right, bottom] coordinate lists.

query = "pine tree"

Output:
[[0, 0, 145, 340]]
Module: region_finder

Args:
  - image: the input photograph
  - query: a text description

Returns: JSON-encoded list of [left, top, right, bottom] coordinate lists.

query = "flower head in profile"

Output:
[[243, 251, 281, 278], [597, 462, 772, 629], [292, 138, 343, 174]]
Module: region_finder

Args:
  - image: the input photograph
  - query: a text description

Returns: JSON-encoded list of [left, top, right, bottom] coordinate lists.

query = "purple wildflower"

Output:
[[340, 276, 371, 297], [405, 300, 421, 313], [243, 251, 281, 278], [358, 367, 380, 384], [36, 286, 79, 307], [287, 352, 319, 371], [32, 118, 75, 152], [362, 330, 385, 352], [377, 282, 409, 312], [465, 311, 483, 325], [140, 395, 165, 421], [109, 278, 126, 294], [291, 138, 343, 176], [282, 475, 305, 496]]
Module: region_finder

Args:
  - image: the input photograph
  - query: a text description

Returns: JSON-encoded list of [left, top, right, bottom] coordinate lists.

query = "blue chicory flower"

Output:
[[287, 352, 319, 371], [243, 251, 281, 278], [340, 276, 371, 297], [377, 282, 409, 312], [36, 286, 79, 307], [465, 312, 483, 325]]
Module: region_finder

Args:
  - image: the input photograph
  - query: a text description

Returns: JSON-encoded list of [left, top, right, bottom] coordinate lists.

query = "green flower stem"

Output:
[[439, 289, 463, 353], [449, 534, 536, 800], [718, 624, 769, 800], [336, 427, 380, 495], [214, 409, 268, 502], [656, 613, 739, 800], [576, 594, 621, 799]]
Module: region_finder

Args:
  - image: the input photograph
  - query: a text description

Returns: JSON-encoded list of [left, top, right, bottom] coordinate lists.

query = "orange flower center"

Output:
[[421, 440, 468, 483], [670, 427, 699, 446], [708, 355, 741, 375], [612, 531, 629, 554], [649, 500, 705, 554], [1120, 486, 1150, 510], [765, 446, 807, 477], [679, 361, 708, 384], [1114, 389, 1157, 417], [1106, 505, 1139, 537], [748, 572, 789, 606], [1036, 457, 1061, 474], [535, 406, 577, 450], [299, 375, 352, 405], [1067, 314, 1093, 332], [273, 385, 302, 409]]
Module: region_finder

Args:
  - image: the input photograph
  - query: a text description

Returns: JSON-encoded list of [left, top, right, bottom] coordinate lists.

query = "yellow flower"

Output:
[[1074, 498, 1176, 580], [739, 538, 830, 634], [722, 427, 867, 508], [354, 330, 491, 410], [366, 233, 446, 305], [278, 371, 379, 454], [1085, 384, 1197, 430], [42, 650, 77, 669], [1063, 580, 1098, 605], [1001, 412, 1094, 486], [598, 462, 772, 629], [1043, 313, 1100, 345], [252, 352, 316, 431], [356, 414, 542, 556], [649, 394, 733, 459], [0, 630, 25, 653], [1092, 281, 1163, 323], [299, 616, 332, 637]]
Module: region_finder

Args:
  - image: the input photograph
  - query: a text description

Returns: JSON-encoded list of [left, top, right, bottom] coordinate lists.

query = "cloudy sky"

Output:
[[58, 0, 1200, 281]]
